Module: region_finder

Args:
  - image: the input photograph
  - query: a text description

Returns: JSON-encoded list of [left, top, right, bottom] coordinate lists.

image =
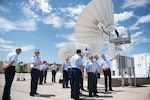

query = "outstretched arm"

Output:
[[111, 53, 120, 60]]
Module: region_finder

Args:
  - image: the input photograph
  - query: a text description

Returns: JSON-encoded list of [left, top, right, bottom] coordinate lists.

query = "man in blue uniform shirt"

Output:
[[2, 48, 22, 100], [100, 53, 120, 92], [30, 49, 42, 96], [62, 57, 70, 88], [70, 49, 84, 100], [86, 55, 99, 97]]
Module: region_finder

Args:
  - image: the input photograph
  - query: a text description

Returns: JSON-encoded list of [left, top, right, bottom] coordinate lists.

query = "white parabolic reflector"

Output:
[[58, 43, 76, 60], [75, 40, 104, 56], [74, 0, 114, 44]]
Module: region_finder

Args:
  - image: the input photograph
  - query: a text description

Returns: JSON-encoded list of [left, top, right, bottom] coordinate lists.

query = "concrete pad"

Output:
[[0, 72, 150, 100]]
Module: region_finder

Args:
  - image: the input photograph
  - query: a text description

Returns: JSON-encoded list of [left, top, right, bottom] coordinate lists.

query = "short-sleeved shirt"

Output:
[[51, 64, 58, 71], [100, 58, 111, 69], [62, 61, 70, 71], [93, 59, 100, 71], [40, 63, 48, 71], [31, 56, 42, 70], [86, 60, 99, 73], [5, 51, 18, 66], [70, 54, 83, 69]]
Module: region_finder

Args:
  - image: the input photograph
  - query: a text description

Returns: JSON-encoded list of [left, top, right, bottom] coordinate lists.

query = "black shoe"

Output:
[[39, 83, 43, 85], [44, 81, 46, 83], [94, 94, 99, 96], [30, 93, 34, 96], [105, 90, 108, 92], [89, 95, 92, 97], [71, 96, 74, 98], [89, 92, 92, 97], [8, 96, 11, 100], [109, 89, 113, 91], [35, 93, 39, 95], [79, 92, 82, 95]]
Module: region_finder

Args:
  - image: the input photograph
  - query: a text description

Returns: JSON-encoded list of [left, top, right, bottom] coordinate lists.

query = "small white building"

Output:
[[133, 53, 150, 77]]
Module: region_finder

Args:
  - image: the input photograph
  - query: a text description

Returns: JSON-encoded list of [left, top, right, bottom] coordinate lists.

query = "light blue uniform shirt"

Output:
[[40, 63, 48, 71], [70, 54, 83, 69], [31, 56, 42, 70], [62, 61, 70, 71], [86, 60, 99, 73], [94, 59, 100, 71], [51, 64, 58, 71], [100, 58, 111, 69], [5, 51, 18, 66]]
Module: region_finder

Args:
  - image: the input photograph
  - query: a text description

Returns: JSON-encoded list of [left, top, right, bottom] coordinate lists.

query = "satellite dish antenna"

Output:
[[75, 40, 104, 57], [89, 40, 104, 55], [74, 0, 114, 44], [58, 43, 76, 60]]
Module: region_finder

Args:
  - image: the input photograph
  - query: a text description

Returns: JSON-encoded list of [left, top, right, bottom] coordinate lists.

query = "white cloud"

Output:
[[64, 20, 76, 28], [58, 4, 85, 28], [0, 16, 37, 34], [0, 43, 35, 52], [0, 44, 15, 51], [0, 37, 35, 51], [55, 33, 77, 48], [54, 42, 68, 48], [20, 44, 35, 51], [21, 3, 40, 20], [131, 31, 143, 38], [0, 6, 10, 13], [0, 37, 13, 44], [42, 14, 63, 28], [28, 0, 52, 13], [119, 31, 150, 55], [114, 11, 134, 24], [129, 25, 140, 31], [132, 14, 150, 30], [122, 0, 150, 9], [137, 14, 150, 24], [56, 33, 76, 42], [0, 17, 17, 34], [130, 31, 150, 47], [16, 19, 37, 31], [60, 4, 85, 20]]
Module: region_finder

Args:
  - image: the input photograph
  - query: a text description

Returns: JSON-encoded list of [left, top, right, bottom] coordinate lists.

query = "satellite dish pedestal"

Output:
[[108, 29, 136, 87]]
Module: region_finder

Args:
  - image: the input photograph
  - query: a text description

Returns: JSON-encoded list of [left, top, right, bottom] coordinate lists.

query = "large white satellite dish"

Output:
[[74, 0, 114, 44], [89, 40, 104, 55], [75, 40, 104, 57], [58, 43, 76, 60]]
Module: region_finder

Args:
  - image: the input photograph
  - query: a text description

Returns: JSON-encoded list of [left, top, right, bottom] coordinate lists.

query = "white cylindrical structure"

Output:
[[108, 42, 119, 76]]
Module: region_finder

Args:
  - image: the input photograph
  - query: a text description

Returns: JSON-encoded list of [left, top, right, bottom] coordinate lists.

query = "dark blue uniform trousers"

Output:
[[103, 68, 112, 91], [2, 66, 15, 100], [30, 69, 40, 95], [71, 68, 82, 100], [88, 73, 97, 95]]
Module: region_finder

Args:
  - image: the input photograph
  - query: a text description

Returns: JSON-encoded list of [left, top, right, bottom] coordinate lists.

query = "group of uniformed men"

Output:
[[62, 49, 120, 100], [2, 48, 119, 100]]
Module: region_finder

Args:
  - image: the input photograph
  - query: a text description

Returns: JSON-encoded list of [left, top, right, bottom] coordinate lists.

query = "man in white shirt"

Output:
[[86, 55, 99, 97], [2, 48, 22, 100], [30, 49, 42, 96], [70, 49, 84, 100], [62, 57, 70, 88], [51, 62, 58, 83], [100, 53, 120, 92], [39, 61, 48, 85]]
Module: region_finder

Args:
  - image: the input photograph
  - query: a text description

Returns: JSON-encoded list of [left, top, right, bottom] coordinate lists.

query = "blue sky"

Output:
[[0, 0, 150, 64]]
